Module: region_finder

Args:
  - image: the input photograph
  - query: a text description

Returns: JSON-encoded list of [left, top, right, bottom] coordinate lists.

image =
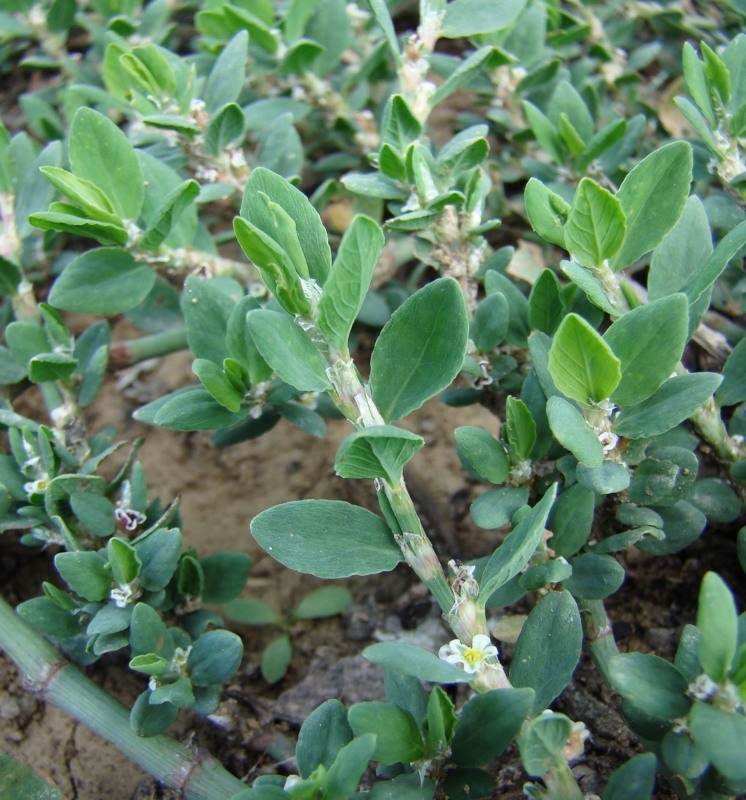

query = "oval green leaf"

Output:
[[370, 278, 469, 422], [251, 500, 402, 578], [548, 314, 621, 405], [48, 249, 155, 315]]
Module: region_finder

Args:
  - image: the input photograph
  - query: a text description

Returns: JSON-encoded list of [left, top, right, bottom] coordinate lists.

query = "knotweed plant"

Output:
[[0, 1, 745, 799]]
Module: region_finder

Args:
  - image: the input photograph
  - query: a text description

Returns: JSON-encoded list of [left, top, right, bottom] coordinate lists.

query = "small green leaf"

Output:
[[201, 552, 251, 604], [318, 215, 385, 351], [69, 107, 143, 221], [381, 95, 421, 151], [604, 295, 689, 406], [455, 426, 509, 484], [240, 168, 331, 286], [648, 196, 712, 337], [505, 396, 537, 463], [548, 484, 595, 558], [546, 396, 603, 467], [431, 46, 511, 108], [222, 598, 280, 626], [661, 730, 709, 781], [348, 702, 425, 765], [192, 359, 243, 413], [576, 460, 630, 494], [480, 484, 557, 602], [129, 653, 170, 677], [683, 219, 746, 306], [608, 653, 691, 719], [561, 261, 618, 316], [205, 30, 249, 112], [234, 217, 310, 315], [261, 633, 292, 684], [612, 142, 693, 269], [325, 734, 377, 800], [528, 269, 564, 335], [636, 501, 706, 556], [510, 591, 582, 713], [690, 702, 746, 783], [370, 278, 469, 422], [548, 314, 621, 405], [335, 426, 425, 482], [564, 178, 626, 268], [130, 603, 170, 657], [251, 500, 402, 578], [471, 486, 529, 530], [613, 373, 722, 439], [472, 292, 509, 351], [450, 688, 534, 767], [135, 528, 182, 591], [697, 572, 738, 683], [39, 166, 120, 223], [442, 0, 527, 37], [424, 686, 456, 756], [628, 448, 698, 508], [564, 553, 625, 599], [54, 551, 110, 601], [140, 179, 200, 250], [150, 676, 194, 708], [524, 178, 569, 248], [70, 492, 115, 537], [292, 587, 352, 620], [682, 42, 716, 126], [518, 712, 574, 778], [363, 642, 471, 684], [188, 630, 243, 686], [602, 753, 657, 800], [522, 101, 562, 164], [688, 478, 742, 523], [130, 690, 178, 737], [16, 596, 84, 639], [28, 352, 77, 384], [181, 276, 234, 364], [367, 0, 400, 60], [148, 387, 249, 431], [108, 537, 141, 585], [247, 309, 331, 393], [205, 103, 246, 156], [48, 249, 156, 315], [296, 699, 353, 778]]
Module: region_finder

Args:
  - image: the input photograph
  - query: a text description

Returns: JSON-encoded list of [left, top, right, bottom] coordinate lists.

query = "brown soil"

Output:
[[0, 346, 742, 799]]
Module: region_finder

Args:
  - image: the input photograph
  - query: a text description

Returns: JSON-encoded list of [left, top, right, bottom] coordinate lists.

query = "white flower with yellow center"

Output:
[[438, 634, 498, 674]]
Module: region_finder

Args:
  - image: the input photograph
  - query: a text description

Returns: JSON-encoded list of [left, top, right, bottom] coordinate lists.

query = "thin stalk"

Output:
[[110, 328, 189, 368], [578, 598, 619, 687], [690, 394, 745, 463], [320, 345, 501, 677], [0, 596, 246, 800], [386, 480, 455, 614]]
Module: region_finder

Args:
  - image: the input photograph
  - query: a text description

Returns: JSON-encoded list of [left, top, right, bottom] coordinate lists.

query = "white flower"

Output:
[[110, 582, 140, 608], [438, 634, 498, 674]]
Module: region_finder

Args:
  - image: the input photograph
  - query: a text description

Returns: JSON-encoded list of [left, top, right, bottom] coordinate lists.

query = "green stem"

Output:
[[111, 328, 189, 367], [689, 394, 745, 463], [321, 350, 500, 647], [0, 597, 246, 800], [386, 480, 455, 615], [578, 598, 619, 687], [150, 247, 257, 283]]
